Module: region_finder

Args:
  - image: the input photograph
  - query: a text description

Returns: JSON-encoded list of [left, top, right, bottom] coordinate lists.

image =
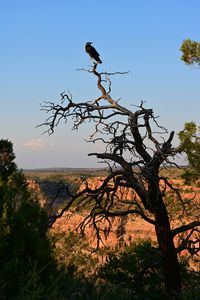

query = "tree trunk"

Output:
[[150, 187, 181, 295]]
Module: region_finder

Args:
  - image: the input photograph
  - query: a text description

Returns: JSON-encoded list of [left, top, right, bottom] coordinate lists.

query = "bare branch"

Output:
[[102, 208, 155, 225], [38, 60, 193, 291], [172, 221, 200, 238]]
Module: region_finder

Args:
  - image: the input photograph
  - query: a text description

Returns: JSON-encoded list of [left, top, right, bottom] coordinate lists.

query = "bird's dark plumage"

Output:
[[85, 42, 102, 64]]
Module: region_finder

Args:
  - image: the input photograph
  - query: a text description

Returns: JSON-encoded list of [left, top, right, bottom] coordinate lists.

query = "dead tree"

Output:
[[39, 63, 200, 296]]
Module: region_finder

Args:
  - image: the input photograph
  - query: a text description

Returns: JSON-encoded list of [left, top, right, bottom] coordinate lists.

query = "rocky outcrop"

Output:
[[52, 212, 156, 248]]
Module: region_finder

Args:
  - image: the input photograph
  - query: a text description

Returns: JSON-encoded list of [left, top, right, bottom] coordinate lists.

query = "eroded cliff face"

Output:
[[27, 177, 200, 253], [52, 212, 156, 248], [27, 177, 156, 247]]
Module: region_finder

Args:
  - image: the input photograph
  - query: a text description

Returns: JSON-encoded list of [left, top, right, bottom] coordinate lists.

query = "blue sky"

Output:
[[0, 0, 200, 168]]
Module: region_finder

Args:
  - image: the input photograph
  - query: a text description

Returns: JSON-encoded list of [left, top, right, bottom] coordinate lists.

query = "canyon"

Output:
[[27, 174, 200, 260]]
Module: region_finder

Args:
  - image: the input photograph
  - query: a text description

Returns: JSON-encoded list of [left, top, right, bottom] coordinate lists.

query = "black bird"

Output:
[[85, 42, 102, 64]]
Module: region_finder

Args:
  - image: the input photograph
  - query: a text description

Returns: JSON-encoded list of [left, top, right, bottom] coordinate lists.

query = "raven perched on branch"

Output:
[[85, 42, 102, 64]]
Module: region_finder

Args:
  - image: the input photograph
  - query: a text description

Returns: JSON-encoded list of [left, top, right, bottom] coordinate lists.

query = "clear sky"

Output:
[[1, 0, 200, 169]]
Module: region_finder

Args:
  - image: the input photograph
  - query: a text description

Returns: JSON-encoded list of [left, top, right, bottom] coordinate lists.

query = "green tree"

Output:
[[180, 38, 200, 67], [0, 138, 16, 180], [0, 139, 55, 298], [98, 240, 200, 300], [98, 241, 162, 291], [179, 121, 200, 184]]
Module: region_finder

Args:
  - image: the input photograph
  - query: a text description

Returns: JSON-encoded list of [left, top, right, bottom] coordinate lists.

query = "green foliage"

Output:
[[0, 139, 59, 298], [51, 229, 99, 277], [0, 139, 102, 299], [179, 122, 200, 184], [180, 39, 200, 66], [95, 241, 200, 300], [97, 240, 164, 298], [0, 139, 16, 181], [176, 257, 200, 300]]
